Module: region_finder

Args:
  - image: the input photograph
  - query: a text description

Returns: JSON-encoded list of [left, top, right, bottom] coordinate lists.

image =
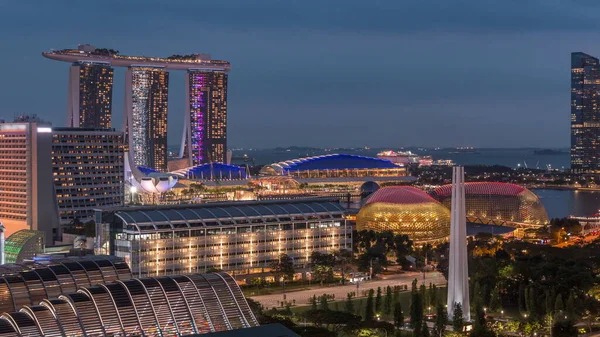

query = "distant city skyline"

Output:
[[1, 1, 600, 148]]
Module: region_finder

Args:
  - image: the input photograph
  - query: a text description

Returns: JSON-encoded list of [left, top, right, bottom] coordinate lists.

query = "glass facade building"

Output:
[[181, 70, 228, 166], [356, 187, 451, 243], [0, 257, 258, 336], [125, 67, 169, 172], [430, 182, 549, 226], [96, 198, 351, 278], [51, 127, 125, 226], [67, 62, 114, 128], [571, 52, 600, 172]]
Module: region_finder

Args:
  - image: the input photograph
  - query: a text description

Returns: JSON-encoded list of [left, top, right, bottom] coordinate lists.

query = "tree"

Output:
[[365, 289, 375, 321], [334, 249, 354, 285], [422, 320, 431, 337], [394, 302, 404, 330], [551, 319, 577, 337], [393, 286, 401, 306], [429, 283, 438, 307], [489, 285, 501, 312], [411, 286, 424, 334], [472, 281, 481, 307], [376, 287, 383, 314], [554, 294, 564, 315], [565, 292, 575, 319], [420, 284, 427, 309], [452, 303, 463, 333], [345, 293, 355, 313], [384, 286, 393, 315], [433, 303, 447, 337], [311, 252, 335, 285], [526, 286, 537, 320], [518, 283, 526, 315], [545, 288, 555, 317], [320, 295, 329, 310], [271, 254, 295, 282]]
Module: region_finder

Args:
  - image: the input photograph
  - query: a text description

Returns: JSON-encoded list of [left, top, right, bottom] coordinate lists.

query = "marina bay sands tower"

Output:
[[43, 44, 231, 171]]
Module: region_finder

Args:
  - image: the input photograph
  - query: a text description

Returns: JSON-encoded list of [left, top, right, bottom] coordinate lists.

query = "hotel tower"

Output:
[[44, 45, 231, 171]]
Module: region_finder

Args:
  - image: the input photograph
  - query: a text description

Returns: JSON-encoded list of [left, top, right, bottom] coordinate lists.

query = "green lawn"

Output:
[[290, 287, 448, 322]]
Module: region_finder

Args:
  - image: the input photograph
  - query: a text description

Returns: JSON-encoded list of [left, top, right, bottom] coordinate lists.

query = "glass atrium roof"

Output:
[[111, 198, 346, 231]]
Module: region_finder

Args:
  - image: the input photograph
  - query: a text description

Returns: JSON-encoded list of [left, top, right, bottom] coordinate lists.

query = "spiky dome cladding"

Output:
[[357, 186, 451, 242], [430, 182, 549, 225]]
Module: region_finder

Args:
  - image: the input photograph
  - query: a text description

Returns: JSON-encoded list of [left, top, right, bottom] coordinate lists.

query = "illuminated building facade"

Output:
[[51, 127, 125, 226], [4, 230, 44, 264], [0, 257, 258, 336], [181, 70, 228, 165], [571, 52, 600, 172], [356, 186, 451, 243], [430, 182, 549, 226], [96, 198, 350, 278], [0, 120, 59, 243], [44, 46, 231, 167], [261, 154, 407, 179], [125, 67, 169, 172], [67, 61, 114, 128]]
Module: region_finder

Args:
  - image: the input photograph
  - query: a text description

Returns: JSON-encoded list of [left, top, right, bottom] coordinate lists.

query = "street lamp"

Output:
[[376, 314, 381, 321], [501, 310, 504, 318]]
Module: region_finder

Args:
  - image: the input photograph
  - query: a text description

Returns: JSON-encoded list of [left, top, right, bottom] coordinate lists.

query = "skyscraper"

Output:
[[0, 117, 59, 243], [51, 127, 125, 226], [67, 61, 114, 128], [181, 69, 228, 165], [125, 67, 169, 171], [571, 52, 600, 173]]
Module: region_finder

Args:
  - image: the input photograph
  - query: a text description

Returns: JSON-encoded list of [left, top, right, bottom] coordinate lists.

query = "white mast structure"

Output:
[[447, 166, 470, 321]]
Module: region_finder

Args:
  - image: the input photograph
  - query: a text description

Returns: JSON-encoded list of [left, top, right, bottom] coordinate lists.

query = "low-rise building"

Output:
[[95, 198, 351, 279]]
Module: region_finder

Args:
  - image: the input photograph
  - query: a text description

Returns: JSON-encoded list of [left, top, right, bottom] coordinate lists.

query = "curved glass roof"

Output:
[[269, 153, 398, 174], [112, 198, 346, 231], [171, 163, 248, 180], [4, 230, 43, 264], [0, 257, 132, 313], [0, 272, 257, 336]]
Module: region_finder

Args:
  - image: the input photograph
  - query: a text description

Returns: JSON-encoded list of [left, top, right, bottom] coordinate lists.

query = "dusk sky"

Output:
[[0, 0, 599, 148]]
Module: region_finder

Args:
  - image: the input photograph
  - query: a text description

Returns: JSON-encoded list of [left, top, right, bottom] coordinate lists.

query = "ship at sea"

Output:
[[376, 150, 454, 166], [447, 146, 480, 154]]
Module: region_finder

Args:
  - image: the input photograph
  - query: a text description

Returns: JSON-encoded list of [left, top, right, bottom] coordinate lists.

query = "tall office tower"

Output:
[[124, 67, 169, 171], [571, 52, 600, 173], [51, 127, 125, 226], [67, 61, 114, 128], [180, 70, 228, 166], [0, 117, 59, 244]]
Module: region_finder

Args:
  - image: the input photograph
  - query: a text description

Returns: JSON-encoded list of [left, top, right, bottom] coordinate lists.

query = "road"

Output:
[[250, 271, 446, 309]]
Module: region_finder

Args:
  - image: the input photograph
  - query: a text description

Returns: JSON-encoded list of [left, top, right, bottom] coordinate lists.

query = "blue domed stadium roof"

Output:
[[176, 163, 248, 180], [137, 166, 160, 175], [270, 154, 398, 174]]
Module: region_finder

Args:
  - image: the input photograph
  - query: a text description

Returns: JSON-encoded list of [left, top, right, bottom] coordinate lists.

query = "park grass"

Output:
[[289, 287, 448, 322]]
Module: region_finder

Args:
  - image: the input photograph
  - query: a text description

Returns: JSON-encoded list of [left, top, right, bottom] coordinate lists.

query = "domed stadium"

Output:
[[260, 153, 406, 178], [357, 186, 451, 243], [430, 182, 549, 226]]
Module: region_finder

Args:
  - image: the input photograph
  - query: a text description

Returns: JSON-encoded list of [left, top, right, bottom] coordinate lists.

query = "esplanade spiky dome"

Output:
[[356, 186, 451, 242], [430, 182, 548, 225]]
